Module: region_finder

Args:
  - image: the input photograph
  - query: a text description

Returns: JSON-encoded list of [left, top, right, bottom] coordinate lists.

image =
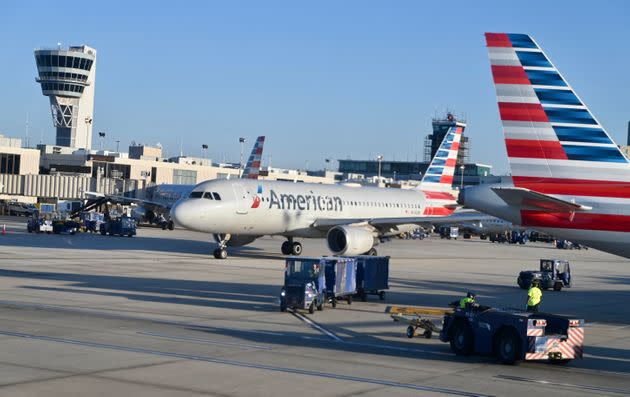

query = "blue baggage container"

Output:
[[354, 256, 389, 301], [323, 257, 357, 306]]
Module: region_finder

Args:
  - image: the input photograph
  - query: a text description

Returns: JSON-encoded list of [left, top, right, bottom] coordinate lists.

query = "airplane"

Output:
[[81, 136, 266, 228], [457, 215, 521, 236], [459, 32, 630, 259], [171, 123, 479, 259]]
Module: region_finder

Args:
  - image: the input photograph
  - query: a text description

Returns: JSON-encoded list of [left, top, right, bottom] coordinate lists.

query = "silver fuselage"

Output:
[[171, 179, 441, 238]]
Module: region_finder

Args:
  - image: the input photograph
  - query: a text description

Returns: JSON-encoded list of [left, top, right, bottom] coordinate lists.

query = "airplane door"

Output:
[[232, 183, 249, 214]]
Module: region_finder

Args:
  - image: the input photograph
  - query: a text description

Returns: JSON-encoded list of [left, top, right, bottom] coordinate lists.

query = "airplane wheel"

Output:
[[406, 326, 415, 338], [281, 241, 291, 255], [291, 242, 302, 256], [214, 248, 227, 259], [423, 330, 432, 339]]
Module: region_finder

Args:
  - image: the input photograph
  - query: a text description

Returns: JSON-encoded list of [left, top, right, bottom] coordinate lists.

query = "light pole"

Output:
[[202, 144, 208, 161], [325, 158, 330, 172], [115, 140, 120, 153], [239, 137, 245, 178], [376, 155, 383, 185], [98, 132, 106, 150], [459, 164, 465, 189]]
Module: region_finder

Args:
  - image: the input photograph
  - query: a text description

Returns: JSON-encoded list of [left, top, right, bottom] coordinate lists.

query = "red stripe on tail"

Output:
[[505, 139, 567, 160], [498, 102, 549, 122], [491, 65, 531, 85], [485, 33, 512, 47]]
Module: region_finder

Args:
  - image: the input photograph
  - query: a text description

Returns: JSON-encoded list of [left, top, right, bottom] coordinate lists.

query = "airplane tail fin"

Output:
[[419, 124, 464, 192], [242, 136, 265, 179], [485, 33, 630, 192]]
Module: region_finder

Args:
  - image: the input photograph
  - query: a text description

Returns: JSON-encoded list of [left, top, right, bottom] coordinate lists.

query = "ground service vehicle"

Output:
[[26, 218, 53, 234], [517, 259, 571, 291], [279, 257, 326, 313], [353, 256, 389, 301], [100, 216, 137, 237], [52, 220, 80, 235], [440, 306, 584, 364]]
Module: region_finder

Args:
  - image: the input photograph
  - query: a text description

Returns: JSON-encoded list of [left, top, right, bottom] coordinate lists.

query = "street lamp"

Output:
[[459, 164, 465, 189], [202, 144, 208, 160], [115, 140, 120, 153], [239, 137, 245, 178], [376, 155, 383, 185], [98, 132, 106, 150]]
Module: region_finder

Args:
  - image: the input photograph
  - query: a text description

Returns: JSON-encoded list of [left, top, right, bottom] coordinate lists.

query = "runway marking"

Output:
[[290, 310, 343, 342], [0, 329, 492, 397], [137, 331, 272, 350], [495, 374, 630, 395], [583, 353, 630, 363]]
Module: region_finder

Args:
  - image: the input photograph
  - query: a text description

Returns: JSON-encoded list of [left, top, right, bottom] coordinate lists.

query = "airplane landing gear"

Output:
[[213, 234, 231, 259], [281, 238, 302, 256], [213, 248, 228, 259], [365, 248, 378, 256]]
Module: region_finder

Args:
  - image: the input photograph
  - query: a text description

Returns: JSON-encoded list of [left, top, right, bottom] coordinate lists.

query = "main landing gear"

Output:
[[213, 234, 230, 259], [281, 238, 303, 256]]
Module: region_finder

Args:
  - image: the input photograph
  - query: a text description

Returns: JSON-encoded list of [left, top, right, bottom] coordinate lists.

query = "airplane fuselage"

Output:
[[171, 179, 450, 238]]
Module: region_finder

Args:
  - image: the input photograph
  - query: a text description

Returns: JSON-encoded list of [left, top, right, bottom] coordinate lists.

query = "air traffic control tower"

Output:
[[34, 45, 97, 149]]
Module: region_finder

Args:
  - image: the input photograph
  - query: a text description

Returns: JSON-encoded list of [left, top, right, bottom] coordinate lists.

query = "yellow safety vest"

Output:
[[460, 297, 474, 308], [527, 286, 542, 306]]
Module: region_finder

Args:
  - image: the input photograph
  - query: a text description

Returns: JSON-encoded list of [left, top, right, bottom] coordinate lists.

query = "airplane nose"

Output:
[[170, 200, 196, 230]]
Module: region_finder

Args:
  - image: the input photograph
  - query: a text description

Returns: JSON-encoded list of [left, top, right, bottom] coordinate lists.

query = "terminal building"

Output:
[[34, 45, 97, 149]]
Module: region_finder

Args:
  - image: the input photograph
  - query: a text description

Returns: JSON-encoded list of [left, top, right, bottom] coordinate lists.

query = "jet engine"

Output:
[[213, 234, 259, 247], [326, 225, 376, 256]]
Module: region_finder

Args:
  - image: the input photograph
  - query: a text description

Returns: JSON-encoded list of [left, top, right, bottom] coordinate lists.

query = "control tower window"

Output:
[[51, 55, 58, 67], [85, 59, 93, 70], [73, 57, 80, 68], [59, 56, 66, 67], [79, 58, 86, 69]]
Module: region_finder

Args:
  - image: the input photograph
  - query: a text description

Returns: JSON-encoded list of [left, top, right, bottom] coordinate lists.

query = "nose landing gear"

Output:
[[213, 234, 231, 259], [281, 238, 302, 256]]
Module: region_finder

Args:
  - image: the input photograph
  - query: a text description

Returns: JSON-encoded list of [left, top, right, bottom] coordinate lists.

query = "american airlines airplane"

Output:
[[460, 33, 630, 259], [171, 124, 475, 259]]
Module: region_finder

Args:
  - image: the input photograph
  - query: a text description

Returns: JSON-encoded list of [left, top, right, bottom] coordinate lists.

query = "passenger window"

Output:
[[203, 192, 213, 199], [189, 191, 203, 198], [213, 192, 221, 200]]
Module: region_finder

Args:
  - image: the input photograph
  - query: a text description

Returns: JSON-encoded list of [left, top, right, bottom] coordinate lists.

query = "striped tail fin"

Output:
[[242, 136, 265, 179], [485, 33, 630, 193], [419, 124, 464, 192]]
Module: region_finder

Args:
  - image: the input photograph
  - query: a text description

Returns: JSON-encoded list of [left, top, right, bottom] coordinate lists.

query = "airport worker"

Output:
[[526, 279, 543, 312], [459, 292, 477, 309]]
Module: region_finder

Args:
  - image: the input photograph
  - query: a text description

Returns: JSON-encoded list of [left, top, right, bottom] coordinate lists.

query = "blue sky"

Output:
[[1, 1, 628, 173]]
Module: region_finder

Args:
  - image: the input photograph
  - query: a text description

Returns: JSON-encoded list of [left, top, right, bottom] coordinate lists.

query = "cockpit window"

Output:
[[213, 192, 221, 201], [203, 192, 214, 200], [189, 191, 203, 198]]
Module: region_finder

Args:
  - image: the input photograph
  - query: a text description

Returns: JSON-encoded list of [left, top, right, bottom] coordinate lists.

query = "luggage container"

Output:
[[353, 256, 389, 301], [323, 257, 357, 307]]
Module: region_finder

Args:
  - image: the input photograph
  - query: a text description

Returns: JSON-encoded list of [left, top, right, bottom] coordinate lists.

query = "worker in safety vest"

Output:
[[527, 279, 543, 312], [459, 292, 478, 309]]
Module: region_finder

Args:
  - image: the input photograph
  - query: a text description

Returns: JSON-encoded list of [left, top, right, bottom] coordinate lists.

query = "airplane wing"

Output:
[[491, 187, 592, 212], [312, 211, 485, 232]]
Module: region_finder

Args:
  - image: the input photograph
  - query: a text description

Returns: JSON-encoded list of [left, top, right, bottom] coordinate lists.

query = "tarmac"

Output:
[[0, 215, 629, 396]]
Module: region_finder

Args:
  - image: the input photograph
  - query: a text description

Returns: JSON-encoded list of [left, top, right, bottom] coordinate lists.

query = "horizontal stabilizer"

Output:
[[491, 187, 592, 212]]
